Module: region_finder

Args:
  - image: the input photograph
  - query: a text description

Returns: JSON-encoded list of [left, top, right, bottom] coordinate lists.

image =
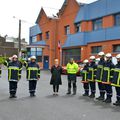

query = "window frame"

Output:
[[91, 46, 102, 54], [113, 44, 120, 53], [114, 13, 120, 26], [46, 31, 50, 39], [64, 25, 70, 35], [75, 22, 81, 33], [31, 36, 37, 43], [93, 18, 103, 31]]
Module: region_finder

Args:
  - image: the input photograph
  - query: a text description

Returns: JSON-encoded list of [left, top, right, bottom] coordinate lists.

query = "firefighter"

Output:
[[81, 59, 89, 96], [102, 53, 114, 103], [96, 52, 106, 101], [111, 54, 120, 106], [5, 55, 22, 98], [26, 56, 40, 97], [66, 58, 78, 95], [88, 56, 97, 98]]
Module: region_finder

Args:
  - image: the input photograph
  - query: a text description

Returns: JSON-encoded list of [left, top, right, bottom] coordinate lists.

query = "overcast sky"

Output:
[[0, 0, 97, 43]]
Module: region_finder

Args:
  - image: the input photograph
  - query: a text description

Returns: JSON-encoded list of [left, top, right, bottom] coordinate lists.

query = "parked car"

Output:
[[62, 60, 84, 76]]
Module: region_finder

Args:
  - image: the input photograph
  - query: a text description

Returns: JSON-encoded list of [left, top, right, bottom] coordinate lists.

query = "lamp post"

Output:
[[18, 19, 21, 58], [13, 16, 21, 58]]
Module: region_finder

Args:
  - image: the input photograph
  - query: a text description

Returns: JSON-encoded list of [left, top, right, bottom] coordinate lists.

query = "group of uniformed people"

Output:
[[81, 52, 120, 106], [0, 52, 120, 107], [3, 55, 40, 98]]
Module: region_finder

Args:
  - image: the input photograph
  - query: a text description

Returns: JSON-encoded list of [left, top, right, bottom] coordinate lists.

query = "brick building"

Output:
[[0, 36, 18, 57], [28, 0, 120, 69]]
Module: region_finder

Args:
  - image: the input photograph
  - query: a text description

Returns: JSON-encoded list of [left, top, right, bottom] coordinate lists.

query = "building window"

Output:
[[75, 22, 81, 32], [91, 46, 102, 54], [93, 18, 103, 30], [113, 44, 120, 52], [62, 48, 81, 65], [31, 48, 36, 56], [65, 25, 70, 35], [46, 31, 50, 39], [36, 48, 42, 56], [115, 13, 120, 26], [31, 36, 37, 43], [27, 47, 43, 62]]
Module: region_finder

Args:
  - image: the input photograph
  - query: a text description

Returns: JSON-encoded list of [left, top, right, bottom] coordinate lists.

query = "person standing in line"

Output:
[[26, 56, 40, 97], [81, 59, 89, 96], [87, 56, 97, 98], [96, 52, 106, 101], [50, 59, 62, 96], [111, 54, 120, 106], [66, 58, 78, 95], [102, 53, 114, 103], [4, 55, 22, 98]]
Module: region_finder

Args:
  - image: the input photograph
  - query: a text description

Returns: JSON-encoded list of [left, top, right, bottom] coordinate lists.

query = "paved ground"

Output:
[[0, 69, 120, 120]]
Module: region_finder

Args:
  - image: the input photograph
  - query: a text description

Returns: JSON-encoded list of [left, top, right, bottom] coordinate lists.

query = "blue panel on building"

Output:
[[30, 24, 42, 37], [106, 27, 120, 40], [62, 32, 86, 48], [75, 0, 120, 23], [28, 40, 46, 47], [63, 26, 120, 48]]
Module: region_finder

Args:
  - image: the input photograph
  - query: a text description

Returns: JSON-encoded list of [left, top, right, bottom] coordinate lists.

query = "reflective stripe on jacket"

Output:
[[7, 61, 22, 81], [87, 62, 97, 82], [26, 62, 40, 80], [102, 60, 114, 84], [111, 62, 120, 87]]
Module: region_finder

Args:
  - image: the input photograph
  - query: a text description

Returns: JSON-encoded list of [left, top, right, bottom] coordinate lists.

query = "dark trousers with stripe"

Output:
[[105, 84, 112, 98], [89, 82, 96, 94], [83, 83, 89, 94], [9, 81, 17, 95], [98, 82, 105, 95], [115, 87, 120, 101], [29, 80, 37, 94]]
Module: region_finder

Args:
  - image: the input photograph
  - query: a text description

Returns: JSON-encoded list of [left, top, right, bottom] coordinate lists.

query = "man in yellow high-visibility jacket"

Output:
[[66, 58, 78, 95]]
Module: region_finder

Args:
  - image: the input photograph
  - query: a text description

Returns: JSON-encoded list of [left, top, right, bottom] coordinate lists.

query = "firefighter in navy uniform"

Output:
[[96, 52, 106, 101], [88, 56, 97, 98], [66, 58, 78, 95], [111, 54, 120, 106], [26, 56, 40, 97], [102, 53, 114, 103], [5, 55, 22, 98], [81, 59, 89, 96]]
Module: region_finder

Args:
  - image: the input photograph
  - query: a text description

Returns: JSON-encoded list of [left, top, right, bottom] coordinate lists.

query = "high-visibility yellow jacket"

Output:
[[66, 62, 78, 74]]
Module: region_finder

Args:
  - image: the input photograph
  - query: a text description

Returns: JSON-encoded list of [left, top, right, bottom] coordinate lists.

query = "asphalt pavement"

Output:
[[0, 69, 119, 120]]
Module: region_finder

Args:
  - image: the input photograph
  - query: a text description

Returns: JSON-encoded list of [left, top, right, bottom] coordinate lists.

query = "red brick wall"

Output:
[[56, 0, 80, 61], [81, 40, 120, 60]]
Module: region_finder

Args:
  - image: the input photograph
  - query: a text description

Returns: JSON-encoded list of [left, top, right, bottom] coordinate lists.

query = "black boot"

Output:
[[72, 88, 76, 95], [103, 97, 112, 103], [113, 97, 120, 106], [9, 94, 14, 98], [30, 93, 35, 97], [113, 100, 120, 106], [83, 90, 89, 96], [96, 92, 105, 101], [9, 94, 17, 98], [89, 93, 95, 98], [66, 88, 71, 95]]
